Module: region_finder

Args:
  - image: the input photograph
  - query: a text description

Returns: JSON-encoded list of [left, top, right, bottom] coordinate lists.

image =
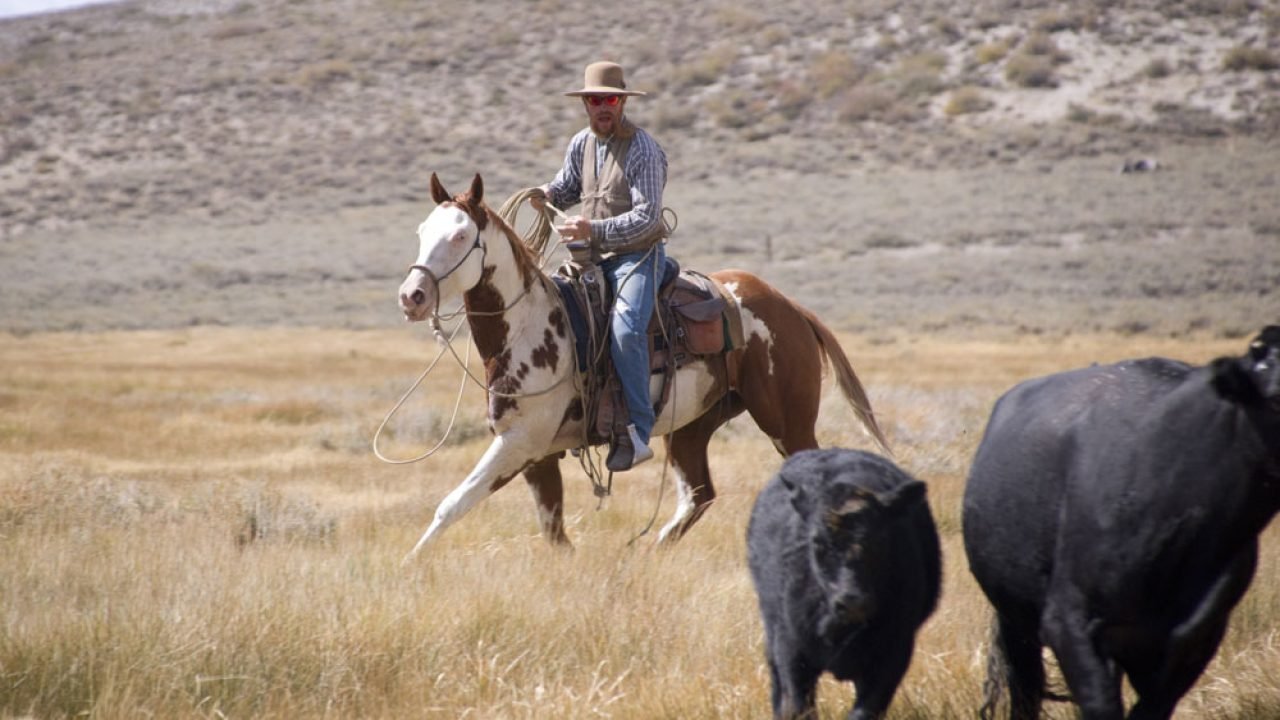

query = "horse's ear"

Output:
[[430, 173, 450, 204], [468, 173, 484, 205]]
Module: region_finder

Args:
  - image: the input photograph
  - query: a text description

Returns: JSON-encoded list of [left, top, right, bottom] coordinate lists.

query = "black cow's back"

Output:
[[963, 358, 1194, 612]]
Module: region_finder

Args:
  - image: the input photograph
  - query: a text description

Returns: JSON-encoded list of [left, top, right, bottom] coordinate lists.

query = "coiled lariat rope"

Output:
[[497, 187, 563, 262]]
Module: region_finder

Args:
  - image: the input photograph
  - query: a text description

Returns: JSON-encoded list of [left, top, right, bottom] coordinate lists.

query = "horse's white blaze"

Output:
[[658, 463, 696, 543], [398, 205, 484, 321]]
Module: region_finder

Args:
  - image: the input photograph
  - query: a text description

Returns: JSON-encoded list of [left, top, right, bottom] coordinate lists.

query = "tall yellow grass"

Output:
[[1, 328, 1276, 719]]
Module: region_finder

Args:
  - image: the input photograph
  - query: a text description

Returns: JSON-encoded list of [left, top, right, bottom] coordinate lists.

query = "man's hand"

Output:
[[556, 216, 591, 243], [529, 185, 548, 212]]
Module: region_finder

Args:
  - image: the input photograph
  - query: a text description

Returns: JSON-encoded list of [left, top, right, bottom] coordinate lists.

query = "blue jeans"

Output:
[[602, 244, 664, 446]]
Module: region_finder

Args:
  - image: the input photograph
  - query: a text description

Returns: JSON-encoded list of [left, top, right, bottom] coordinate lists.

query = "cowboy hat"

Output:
[[564, 61, 647, 97]]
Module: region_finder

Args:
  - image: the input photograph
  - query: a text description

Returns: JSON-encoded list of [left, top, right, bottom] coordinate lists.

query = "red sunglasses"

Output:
[[586, 95, 622, 107]]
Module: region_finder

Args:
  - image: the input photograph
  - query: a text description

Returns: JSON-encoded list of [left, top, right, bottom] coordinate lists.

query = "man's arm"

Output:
[[543, 131, 587, 211]]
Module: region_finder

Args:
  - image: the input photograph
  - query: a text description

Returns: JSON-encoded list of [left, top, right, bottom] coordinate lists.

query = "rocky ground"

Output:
[[1, 0, 1277, 337]]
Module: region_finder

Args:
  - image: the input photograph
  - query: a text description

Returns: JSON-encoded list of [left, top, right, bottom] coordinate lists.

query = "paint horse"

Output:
[[397, 173, 888, 560]]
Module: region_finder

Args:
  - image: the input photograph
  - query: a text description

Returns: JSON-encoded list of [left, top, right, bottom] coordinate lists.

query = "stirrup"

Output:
[[606, 424, 653, 472]]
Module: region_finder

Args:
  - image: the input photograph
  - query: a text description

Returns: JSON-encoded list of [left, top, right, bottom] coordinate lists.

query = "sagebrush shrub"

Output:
[[1005, 53, 1057, 88]]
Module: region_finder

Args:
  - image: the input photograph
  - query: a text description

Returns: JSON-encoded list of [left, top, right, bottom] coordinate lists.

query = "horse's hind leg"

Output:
[[522, 453, 571, 547], [731, 322, 822, 456], [658, 405, 732, 543]]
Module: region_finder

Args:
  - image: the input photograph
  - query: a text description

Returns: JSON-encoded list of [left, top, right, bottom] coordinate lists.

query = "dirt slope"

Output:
[[1, 0, 1277, 336]]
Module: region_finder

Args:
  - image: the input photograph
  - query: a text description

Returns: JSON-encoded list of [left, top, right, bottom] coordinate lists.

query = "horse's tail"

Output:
[[800, 307, 891, 454]]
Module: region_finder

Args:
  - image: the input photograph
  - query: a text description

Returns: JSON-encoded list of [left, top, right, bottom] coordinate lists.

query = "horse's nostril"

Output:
[[411, 289, 425, 306]]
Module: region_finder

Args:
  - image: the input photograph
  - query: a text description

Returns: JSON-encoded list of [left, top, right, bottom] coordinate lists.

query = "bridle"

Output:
[[406, 228, 485, 317], [406, 227, 542, 324]]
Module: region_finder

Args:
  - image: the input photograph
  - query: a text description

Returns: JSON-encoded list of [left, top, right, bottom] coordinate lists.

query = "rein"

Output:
[[371, 316, 473, 464]]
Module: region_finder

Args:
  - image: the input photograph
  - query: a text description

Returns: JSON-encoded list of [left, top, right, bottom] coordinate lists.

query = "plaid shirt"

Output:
[[546, 121, 667, 253]]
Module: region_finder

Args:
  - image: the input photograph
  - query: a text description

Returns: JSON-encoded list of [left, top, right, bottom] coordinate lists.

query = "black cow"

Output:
[[747, 448, 941, 720], [963, 326, 1280, 720]]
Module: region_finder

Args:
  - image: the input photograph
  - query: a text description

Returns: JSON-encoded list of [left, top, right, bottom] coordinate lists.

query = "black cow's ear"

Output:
[[879, 480, 927, 516], [1254, 325, 1280, 349], [779, 474, 810, 516], [1210, 357, 1262, 405]]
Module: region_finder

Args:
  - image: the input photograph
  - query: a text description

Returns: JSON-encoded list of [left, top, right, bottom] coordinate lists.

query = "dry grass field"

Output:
[[2, 328, 1277, 719]]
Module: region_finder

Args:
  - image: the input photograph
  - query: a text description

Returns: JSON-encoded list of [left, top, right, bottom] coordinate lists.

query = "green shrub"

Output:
[[809, 51, 863, 99], [294, 59, 355, 88], [901, 51, 948, 74], [1143, 58, 1173, 79], [210, 22, 263, 40], [1222, 45, 1279, 72], [974, 40, 1010, 66], [836, 85, 897, 123], [1065, 102, 1095, 123], [671, 45, 737, 89], [895, 52, 949, 98], [650, 106, 697, 132], [975, 10, 1002, 29], [1021, 32, 1071, 63], [944, 86, 993, 116], [1005, 53, 1057, 88], [759, 25, 790, 47], [932, 16, 962, 41], [1266, 7, 1280, 34], [713, 6, 763, 33], [771, 80, 811, 120], [1033, 10, 1084, 33], [706, 89, 763, 129]]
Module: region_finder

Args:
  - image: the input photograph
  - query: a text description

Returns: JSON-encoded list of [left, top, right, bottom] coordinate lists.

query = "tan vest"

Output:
[[581, 118, 666, 257]]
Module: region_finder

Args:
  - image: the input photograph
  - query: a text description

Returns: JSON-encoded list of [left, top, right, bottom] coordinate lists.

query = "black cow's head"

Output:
[[782, 474, 926, 633], [1211, 325, 1280, 412]]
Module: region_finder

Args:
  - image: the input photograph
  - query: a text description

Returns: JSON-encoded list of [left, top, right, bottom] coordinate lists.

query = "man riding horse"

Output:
[[530, 60, 666, 473]]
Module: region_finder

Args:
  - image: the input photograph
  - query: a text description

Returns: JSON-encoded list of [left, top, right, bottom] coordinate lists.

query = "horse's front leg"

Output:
[[403, 433, 539, 562]]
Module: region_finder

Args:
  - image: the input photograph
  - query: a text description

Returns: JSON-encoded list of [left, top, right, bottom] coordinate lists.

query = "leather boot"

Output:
[[606, 423, 653, 472]]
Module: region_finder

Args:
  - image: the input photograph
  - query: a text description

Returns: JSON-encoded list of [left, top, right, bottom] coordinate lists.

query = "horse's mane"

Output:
[[483, 203, 544, 286], [450, 186, 545, 288]]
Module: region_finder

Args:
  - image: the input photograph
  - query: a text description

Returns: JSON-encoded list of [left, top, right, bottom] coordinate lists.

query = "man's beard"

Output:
[[590, 114, 619, 138]]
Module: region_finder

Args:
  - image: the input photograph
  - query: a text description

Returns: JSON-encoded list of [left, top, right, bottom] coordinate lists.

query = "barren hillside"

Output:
[[1, 0, 1277, 336]]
